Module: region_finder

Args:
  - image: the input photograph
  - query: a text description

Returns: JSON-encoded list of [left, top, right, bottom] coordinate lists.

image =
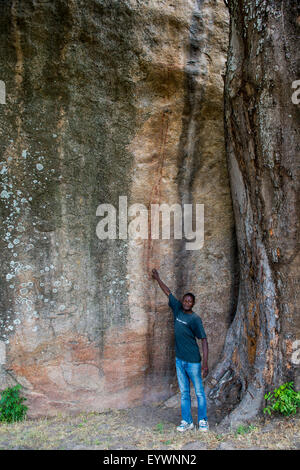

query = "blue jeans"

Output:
[[175, 357, 207, 424]]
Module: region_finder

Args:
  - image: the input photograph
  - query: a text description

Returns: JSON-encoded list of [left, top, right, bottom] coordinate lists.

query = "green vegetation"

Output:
[[0, 385, 28, 423], [234, 424, 257, 436], [155, 422, 164, 434], [264, 382, 300, 417]]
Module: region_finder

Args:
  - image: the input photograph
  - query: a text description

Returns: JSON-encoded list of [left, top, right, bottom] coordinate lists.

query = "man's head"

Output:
[[182, 293, 195, 312]]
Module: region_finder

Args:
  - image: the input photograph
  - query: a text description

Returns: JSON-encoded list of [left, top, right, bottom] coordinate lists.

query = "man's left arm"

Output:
[[201, 338, 209, 378], [193, 317, 209, 378]]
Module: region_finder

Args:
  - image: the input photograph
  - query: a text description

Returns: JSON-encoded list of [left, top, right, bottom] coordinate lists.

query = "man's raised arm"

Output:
[[152, 269, 171, 297]]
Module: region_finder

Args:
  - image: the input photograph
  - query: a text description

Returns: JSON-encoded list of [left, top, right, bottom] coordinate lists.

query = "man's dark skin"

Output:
[[152, 268, 209, 378]]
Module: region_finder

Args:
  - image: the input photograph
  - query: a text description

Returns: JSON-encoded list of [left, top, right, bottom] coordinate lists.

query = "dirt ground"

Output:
[[0, 403, 299, 450]]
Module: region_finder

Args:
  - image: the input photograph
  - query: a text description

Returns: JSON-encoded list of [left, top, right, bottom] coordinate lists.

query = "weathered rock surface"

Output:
[[0, 0, 233, 417]]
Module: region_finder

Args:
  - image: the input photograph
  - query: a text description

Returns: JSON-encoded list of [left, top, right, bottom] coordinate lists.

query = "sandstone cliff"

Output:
[[0, 0, 233, 417]]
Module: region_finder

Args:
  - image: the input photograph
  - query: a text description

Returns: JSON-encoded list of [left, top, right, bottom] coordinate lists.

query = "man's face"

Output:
[[182, 295, 194, 312]]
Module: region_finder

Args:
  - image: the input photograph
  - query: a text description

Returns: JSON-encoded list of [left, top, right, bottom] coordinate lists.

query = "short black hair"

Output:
[[183, 292, 195, 304]]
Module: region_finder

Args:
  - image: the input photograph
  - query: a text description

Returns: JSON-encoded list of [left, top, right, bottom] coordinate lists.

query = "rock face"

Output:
[[0, 0, 233, 417]]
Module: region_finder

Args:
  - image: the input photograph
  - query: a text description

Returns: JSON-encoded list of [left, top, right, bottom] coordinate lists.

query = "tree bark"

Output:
[[207, 0, 300, 426]]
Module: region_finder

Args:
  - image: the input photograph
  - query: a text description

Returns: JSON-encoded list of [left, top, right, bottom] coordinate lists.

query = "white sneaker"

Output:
[[198, 419, 209, 432], [176, 420, 194, 432]]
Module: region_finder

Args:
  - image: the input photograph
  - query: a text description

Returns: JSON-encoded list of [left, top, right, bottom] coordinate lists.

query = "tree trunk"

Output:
[[207, 0, 300, 427]]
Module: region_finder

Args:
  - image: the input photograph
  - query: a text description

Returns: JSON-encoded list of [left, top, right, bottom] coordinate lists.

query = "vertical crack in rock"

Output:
[[176, 0, 212, 292]]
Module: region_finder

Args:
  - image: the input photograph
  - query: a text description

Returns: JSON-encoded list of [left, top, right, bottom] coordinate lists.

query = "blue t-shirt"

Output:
[[168, 293, 206, 363]]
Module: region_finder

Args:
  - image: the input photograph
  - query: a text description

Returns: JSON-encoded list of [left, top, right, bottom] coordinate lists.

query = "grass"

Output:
[[0, 408, 298, 450], [155, 422, 164, 434], [234, 424, 258, 436]]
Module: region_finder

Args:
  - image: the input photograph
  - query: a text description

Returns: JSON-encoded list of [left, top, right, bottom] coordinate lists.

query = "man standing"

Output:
[[152, 269, 209, 432]]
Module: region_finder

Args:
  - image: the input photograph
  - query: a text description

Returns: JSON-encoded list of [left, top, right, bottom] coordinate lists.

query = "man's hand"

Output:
[[152, 269, 171, 297], [152, 269, 160, 280]]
